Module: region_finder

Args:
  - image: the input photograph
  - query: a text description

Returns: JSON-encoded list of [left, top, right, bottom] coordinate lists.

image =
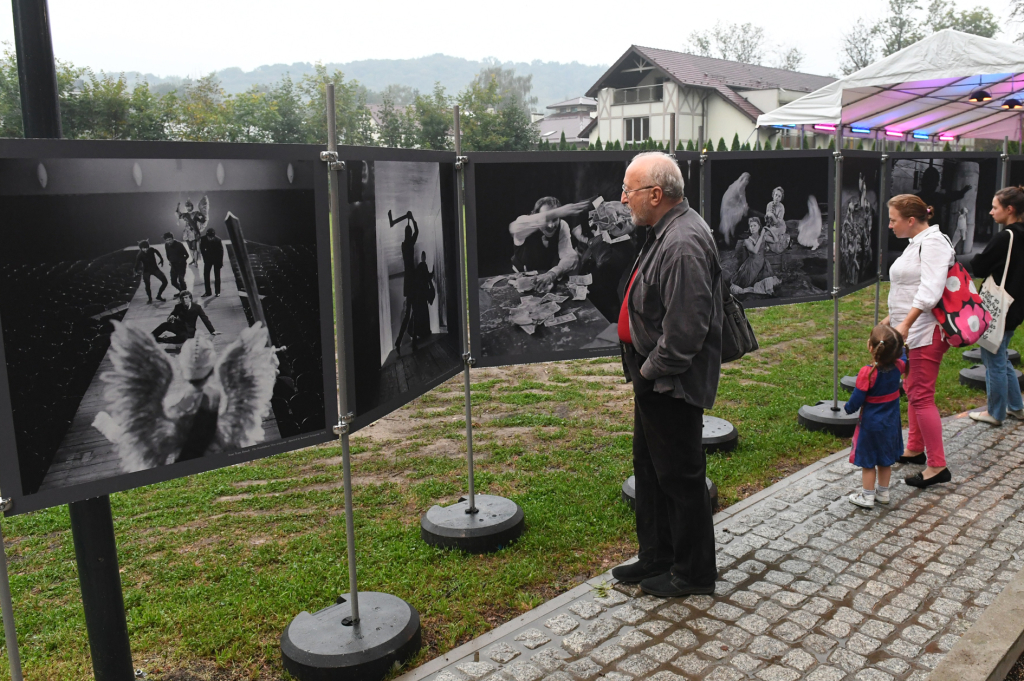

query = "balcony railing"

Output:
[[612, 85, 664, 105]]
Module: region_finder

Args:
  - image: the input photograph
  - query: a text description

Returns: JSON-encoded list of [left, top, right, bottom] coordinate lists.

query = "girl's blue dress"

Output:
[[844, 358, 905, 468]]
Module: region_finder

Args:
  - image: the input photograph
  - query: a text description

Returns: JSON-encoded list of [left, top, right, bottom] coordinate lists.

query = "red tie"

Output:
[[618, 268, 639, 343]]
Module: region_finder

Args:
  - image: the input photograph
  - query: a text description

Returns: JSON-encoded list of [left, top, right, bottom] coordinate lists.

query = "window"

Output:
[[624, 117, 649, 143]]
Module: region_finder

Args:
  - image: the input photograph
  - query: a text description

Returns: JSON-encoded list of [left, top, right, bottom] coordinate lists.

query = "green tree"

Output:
[[412, 83, 453, 151], [458, 75, 538, 151], [266, 76, 306, 143], [594, 137, 603, 150], [0, 44, 23, 137], [613, 140, 621, 150], [226, 85, 277, 143], [127, 81, 169, 140], [775, 138, 783, 150], [857, 139, 864, 149], [875, 0, 924, 57], [559, 131, 567, 150], [686, 139, 695, 151], [731, 133, 741, 151], [943, 141, 953, 151], [753, 139, 761, 150], [928, 0, 997, 37], [377, 93, 416, 148], [828, 137, 835, 149], [717, 137, 727, 152], [297, 63, 373, 146]]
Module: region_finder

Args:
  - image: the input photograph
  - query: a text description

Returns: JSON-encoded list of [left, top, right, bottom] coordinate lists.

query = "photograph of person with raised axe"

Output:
[[390, 210, 437, 355]]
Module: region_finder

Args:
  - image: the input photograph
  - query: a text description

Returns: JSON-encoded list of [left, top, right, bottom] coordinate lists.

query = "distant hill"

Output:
[[123, 54, 609, 111]]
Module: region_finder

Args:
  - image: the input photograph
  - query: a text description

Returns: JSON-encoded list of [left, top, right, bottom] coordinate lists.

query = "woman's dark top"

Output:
[[971, 223, 1024, 332]]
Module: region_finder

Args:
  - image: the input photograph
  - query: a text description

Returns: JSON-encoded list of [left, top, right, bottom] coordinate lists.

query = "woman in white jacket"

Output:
[[883, 194, 955, 488]]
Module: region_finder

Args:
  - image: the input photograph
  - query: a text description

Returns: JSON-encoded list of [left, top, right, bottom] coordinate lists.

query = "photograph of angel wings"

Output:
[[92, 321, 280, 472]]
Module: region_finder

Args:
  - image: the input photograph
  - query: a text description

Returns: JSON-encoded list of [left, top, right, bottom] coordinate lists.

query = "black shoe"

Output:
[[155, 296, 166, 302], [898, 453, 926, 465], [611, 560, 672, 584], [146, 298, 152, 304], [905, 468, 952, 488], [640, 571, 716, 598], [201, 292, 212, 298], [215, 293, 220, 297]]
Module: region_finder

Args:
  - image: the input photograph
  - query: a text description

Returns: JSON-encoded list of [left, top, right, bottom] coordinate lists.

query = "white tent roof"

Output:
[[757, 30, 1024, 140]]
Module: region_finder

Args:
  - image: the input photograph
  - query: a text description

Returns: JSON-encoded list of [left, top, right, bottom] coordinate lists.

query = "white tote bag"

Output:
[[978, 229, 1015, 353]]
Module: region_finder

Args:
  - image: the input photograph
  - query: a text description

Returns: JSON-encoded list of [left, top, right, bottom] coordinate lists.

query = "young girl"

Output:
[[846, 324, 907, 508]]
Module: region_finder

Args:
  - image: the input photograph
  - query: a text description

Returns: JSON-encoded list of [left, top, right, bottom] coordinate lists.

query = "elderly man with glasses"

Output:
[[613, 151, 724, 597]]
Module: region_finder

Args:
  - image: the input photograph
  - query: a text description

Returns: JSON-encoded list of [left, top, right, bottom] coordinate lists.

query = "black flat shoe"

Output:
[[640, 571, 716, 598], [611, 560, 672, 584], [898, 453, 927, 465], [905, 468, 952, 488]]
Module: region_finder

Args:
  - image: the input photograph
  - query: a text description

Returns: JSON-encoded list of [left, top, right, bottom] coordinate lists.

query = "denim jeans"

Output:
[[981, 328, 1024, 421]]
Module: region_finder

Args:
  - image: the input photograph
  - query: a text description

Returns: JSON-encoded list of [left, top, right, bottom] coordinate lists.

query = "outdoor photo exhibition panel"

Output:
[[885, 152, 1000, 277], [466, 151, 655, 368], [838, 150, 883, 296], [1007, 155, 1024, 188], [0, 139, 337, 515], [337, 147, 462, 432], [705, 150, 834, 308]]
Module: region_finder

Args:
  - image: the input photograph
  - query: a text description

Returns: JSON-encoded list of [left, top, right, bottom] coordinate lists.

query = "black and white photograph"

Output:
[[468, 152, 686, 366], [839, 153, 882, 293], [341, 153, 461, 430], [886, 154, 999, 275], [0, 141, 335, 514], [707, 152, 832, 306]]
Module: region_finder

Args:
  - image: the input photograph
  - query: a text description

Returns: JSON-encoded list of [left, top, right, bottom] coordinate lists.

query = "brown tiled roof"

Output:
[[586, 45, 836, 122], [632, 46, 835, 93]]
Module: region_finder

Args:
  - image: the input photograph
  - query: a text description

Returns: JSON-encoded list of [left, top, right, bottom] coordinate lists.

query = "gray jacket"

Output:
[[623, 200, 723, 409]]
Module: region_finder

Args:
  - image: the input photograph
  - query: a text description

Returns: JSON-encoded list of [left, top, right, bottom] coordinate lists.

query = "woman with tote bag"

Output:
[[969, 187, 1024, 425]]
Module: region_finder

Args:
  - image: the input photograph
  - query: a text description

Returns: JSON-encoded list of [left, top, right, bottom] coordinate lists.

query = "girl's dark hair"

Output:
[[994, 186, 1024, 218], [870, 323, 904, 369], [531, 197, 562, 214], [138, 240, 150, 248], [888, 194, 932, 224]]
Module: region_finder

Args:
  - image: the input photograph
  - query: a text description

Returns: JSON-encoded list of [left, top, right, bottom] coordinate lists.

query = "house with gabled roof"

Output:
[[535, 96, 598, 148], [585, 46, 836, 149]]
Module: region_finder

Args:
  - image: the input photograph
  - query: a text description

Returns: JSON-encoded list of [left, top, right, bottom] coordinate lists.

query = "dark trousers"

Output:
[[152, 321, 189, 344], [204, 261, 221, 295], [169, 262, 187, 292], [633, 386, 717, 584], [142, 269, 167, 299]]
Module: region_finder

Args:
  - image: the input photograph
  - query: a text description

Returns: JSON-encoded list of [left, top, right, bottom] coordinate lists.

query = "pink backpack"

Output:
[[930, 250, 990, 347]]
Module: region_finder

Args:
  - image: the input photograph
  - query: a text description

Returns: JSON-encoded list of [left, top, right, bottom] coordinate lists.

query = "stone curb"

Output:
[[393, 445, 852, 681], [929, 557, 1024, 681]]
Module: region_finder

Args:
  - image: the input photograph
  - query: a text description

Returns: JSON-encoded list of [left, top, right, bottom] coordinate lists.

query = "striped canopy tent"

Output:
[[756, 30, 1024, 143]]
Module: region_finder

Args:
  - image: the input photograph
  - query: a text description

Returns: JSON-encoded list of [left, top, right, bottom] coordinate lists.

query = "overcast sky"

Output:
[[0, 0, 1018, 81]]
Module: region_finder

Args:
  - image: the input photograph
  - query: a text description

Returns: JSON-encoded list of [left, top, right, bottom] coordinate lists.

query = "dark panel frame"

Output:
[[464, 150, 642, 368], [838, 149, 884, 296], [0, 138, 337, 515], [702, 149, 836, 309], [333, 146, 462, 433]]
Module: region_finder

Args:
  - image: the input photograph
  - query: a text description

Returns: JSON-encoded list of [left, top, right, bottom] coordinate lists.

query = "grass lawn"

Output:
[[1, 283, 1018, 680]]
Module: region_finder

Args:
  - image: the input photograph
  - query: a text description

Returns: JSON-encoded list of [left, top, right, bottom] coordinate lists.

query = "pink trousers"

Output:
[[904, 325, 948, 468]]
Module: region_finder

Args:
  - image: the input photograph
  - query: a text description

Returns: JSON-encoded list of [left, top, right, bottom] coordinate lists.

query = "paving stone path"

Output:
[[411, 414, 1024, 681]]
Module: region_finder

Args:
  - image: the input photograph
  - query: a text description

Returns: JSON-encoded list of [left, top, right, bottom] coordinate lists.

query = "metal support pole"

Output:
[[69, 497, 134, 680], [13, 3, 133, 677], [832, 129, 843, 410], [699, 154, 707, 220], [11, 0, 61, 138], [0, 500, 22, 681], [453, 106, 478, 514], [876, 152, 888, 325], [322, 84, 359, 625], [1002, 136, 1010, 189], [800, 125, 805, 150]]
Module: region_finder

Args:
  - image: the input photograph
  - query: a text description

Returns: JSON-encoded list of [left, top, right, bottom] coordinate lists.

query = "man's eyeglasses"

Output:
[[622, 184, 656, 197]]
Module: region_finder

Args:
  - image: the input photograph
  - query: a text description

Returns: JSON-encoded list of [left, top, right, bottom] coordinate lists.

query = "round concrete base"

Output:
[[798, 401, 860, 437], [959, 365, 1024, 391], [703, 416, 738, 453], [622, 475, 719, 512], [420, 494, 524, 554], [963, 347, 1020, 365], [840, 375, 857, 393], [281, 592, 421, 681]]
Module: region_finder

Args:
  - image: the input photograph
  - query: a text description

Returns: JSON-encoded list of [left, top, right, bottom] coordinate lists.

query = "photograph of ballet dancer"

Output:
[[839, 153, 882, 294], [340, 155, 461, 430], [886, 154, 998, 276], [0, 142, 334, 514], [468, 152, 692, 366], [707, 152, 832, 306]]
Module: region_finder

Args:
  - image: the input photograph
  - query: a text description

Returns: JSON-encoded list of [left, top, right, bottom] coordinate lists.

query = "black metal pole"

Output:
[[11, 0, 61, 138], [12, 2, 134, 678], [68, 497, 134, 680]]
